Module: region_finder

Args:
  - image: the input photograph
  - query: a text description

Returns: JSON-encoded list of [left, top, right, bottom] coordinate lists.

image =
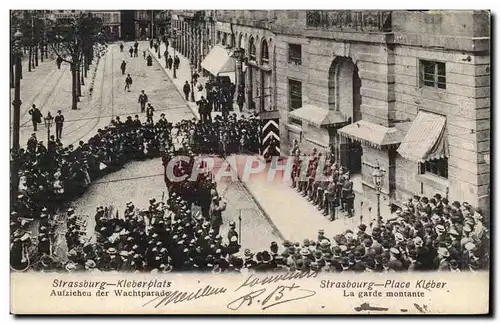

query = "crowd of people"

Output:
[[10, 114, 261, 271], [10, 38, 489, 274], [12, 183, 489, 273], [10, 114, 490, 273]]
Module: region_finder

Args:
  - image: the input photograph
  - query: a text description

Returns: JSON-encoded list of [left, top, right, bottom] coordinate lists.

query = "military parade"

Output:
[[10, 10, 490, 276]]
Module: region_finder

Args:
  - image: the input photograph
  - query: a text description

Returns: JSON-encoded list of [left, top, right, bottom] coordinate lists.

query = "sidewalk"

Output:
[[147, 42, 252, 120]]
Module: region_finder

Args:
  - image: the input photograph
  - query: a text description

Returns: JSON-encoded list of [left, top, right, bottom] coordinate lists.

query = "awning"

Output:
[[397, 111, 448, 162], [289, 105, 347, 127], [201, 45, 235, 76], [338, 120, 405, 148]]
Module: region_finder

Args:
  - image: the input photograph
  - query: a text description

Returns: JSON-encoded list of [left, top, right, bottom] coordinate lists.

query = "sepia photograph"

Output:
[[8, 8, 491, 315]]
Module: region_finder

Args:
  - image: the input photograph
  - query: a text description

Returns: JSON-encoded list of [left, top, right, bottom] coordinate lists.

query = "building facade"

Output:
[[168, 10, 490, 215], [271, 10, 490, 216], [213, 10, 278, 116]]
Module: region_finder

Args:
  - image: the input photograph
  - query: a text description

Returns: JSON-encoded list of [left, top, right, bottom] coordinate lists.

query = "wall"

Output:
[[392, 10, 490, 212]]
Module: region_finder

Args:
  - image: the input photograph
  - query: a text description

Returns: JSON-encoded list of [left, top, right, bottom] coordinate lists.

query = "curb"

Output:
[[239, 179, 286, 243]]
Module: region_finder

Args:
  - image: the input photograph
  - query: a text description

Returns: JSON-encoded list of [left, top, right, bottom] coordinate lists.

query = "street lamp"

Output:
[[12, 29, 23, 198], [44, 113, 54, 143], [172, 28, 177, 79], [372, 161, 385, 224]]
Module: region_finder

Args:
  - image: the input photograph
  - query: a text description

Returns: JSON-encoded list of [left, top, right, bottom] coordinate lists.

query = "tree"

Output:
[[46, 13, 102, 110]]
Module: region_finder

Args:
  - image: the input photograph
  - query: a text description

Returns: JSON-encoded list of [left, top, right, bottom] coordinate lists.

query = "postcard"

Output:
[[9, 9, 491, 315]]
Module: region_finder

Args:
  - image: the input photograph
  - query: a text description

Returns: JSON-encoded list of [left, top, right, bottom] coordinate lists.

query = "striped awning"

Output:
[[397, 111, 448, 162], [338, 120, 404, 148], [289, 105, 347, 127], [201, 45, 235, 76]]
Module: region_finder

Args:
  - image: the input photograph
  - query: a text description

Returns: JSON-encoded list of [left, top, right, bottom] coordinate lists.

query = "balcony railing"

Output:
[[306, 10, 392, 32]]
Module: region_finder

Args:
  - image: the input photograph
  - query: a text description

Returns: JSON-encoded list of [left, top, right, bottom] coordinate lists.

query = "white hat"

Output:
[[465, 242, 476, 251], [438, 247, 450, 258]]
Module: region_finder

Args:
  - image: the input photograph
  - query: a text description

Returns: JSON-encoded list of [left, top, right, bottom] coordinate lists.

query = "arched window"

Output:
[[261, 39, 269, 64], [249, 37, 256, 61]]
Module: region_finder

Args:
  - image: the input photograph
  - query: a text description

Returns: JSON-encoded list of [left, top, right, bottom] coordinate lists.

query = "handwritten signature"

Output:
[[227, 282, 316, 311]]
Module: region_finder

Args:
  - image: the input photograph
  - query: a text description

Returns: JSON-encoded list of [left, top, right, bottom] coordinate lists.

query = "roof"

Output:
[[201, 45, 235, 75], [338, 120, 405, 148], [289, 105, 347, 127], [397, 111, 448, 162]]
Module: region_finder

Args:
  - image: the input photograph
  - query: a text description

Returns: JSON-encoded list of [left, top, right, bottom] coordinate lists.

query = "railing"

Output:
[[306, 10, 392, 32]]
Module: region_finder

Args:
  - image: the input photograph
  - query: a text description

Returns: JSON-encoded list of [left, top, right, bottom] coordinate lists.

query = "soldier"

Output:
[[138, 90, 148, 113], [125, 74, 133, 92], [120, 60, 127, 75], [28, 104, 42, 131], [325, 180, 337, 221], [54, 110, 64, 140], [210, 196, 226, 235]]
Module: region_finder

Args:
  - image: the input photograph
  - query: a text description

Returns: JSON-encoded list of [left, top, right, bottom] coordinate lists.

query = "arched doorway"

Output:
[[328, 57, 363, 174], [260, 39, 272, 112]]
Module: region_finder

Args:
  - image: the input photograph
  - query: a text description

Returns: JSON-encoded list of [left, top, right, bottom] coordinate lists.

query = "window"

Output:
[[420, 158, 448, 179], [261, 40, 269, 64], [419, 59, 446, 89], [249, 37, 256, 61], [289, 79, 303, 125], [288, 43, 302, 65]]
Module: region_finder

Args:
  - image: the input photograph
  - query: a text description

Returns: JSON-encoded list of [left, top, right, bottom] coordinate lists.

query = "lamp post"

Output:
[[372, 161, 385, 224], [12, 29, 23, 197], [44, 113, 54, 143], [172, 28, 177, 79], [190, 63, 195, 102]]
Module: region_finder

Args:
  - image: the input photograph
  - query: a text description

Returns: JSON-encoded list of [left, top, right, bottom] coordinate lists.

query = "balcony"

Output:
[[306, 10, 392, 33]]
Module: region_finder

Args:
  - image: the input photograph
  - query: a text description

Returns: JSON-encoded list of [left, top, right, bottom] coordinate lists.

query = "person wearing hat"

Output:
[[437, 247, 451, 271], [388, 247, 403, 271], [227, 221, 238, 243], [209, 196, 226, 236]]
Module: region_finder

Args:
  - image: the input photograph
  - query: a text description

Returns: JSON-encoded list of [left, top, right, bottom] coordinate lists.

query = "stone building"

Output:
[[213, 10, 278, 117], [271, 10, 490, 216], [170, 10, 208, 73], [92, 11, 121, 39]]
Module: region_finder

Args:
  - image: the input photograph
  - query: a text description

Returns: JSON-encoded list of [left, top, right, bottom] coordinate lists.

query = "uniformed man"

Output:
[[210, 196, 226, 235]]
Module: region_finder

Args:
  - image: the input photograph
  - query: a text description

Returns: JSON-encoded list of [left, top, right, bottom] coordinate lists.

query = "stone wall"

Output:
[[392, 11, 490, 213]]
